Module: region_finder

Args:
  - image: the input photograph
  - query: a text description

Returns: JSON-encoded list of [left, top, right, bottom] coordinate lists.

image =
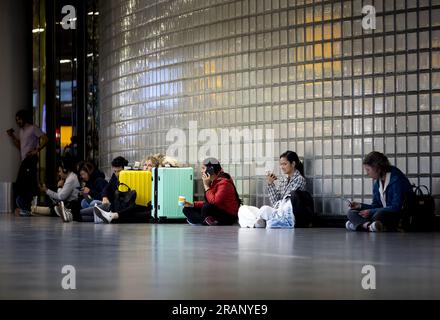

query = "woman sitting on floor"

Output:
[[238, 151, 306, 229], [345, 151, 413, 232], [78, 161, 108, 209], [182, 157, 241, 226]]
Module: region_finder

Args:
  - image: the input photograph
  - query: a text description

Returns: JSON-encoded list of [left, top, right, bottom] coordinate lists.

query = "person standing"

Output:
[[6, 109, 48, 216]]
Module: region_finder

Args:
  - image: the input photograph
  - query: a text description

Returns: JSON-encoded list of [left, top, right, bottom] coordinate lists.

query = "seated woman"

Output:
[[142, 154, 163, 171], [182, 158, 241, 226], [346, 151, 413, 232], [90, 156, 150, 224], [40, 157, 81, 222], [238, 151, 306, 228], [78, 162, 108, 209]]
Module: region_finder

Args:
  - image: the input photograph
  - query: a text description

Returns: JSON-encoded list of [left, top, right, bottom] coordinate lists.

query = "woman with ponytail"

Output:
[[238, 151, 306, 228]]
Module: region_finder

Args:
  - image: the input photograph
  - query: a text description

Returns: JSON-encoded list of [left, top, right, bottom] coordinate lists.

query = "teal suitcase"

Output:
[[152, 167, 194, 221]]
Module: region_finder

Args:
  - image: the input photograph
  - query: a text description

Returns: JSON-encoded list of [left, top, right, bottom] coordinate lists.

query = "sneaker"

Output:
[[254, 218, 267, 228], [203, 216, 218, 226], [186, 219, 202, 226], [369, 221, 384, 232], [59, 201, 68, 222], [31, 196, 38, 210], [345, 221, 356, 231], [19, 209, 32, 217], [54, 204, 62, 217], [65, 208, 73, 222], [93, 205, 114, 224]]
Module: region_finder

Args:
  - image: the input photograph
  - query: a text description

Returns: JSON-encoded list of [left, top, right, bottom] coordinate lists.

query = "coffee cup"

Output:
[[178, 196, 186, 206]]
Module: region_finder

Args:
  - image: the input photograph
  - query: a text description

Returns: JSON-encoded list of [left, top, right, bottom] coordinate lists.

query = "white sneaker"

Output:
[[345, 221, 357, 231], [65, 208, 73, 222], [369, 221, 384, 232], [31, 196, 38, 211], [93, 205, 114, 224], [59, 201, 68, 222], [54, 205, 62, 217]]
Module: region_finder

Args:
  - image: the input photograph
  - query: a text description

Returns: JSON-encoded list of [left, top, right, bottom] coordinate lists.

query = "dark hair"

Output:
[[363, 151, 391, 177], [202, 157, 222, 175], [15, 109, 33, 124], [279, 151, 304, 177], [59, 156, 76, 174], [111, 156, 128, 168], [79, 161, 95, 176], [202, 157, 243, 206]]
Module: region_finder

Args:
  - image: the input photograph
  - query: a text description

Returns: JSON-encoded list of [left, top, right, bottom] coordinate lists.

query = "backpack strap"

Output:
[[118, 182, 131, 191]]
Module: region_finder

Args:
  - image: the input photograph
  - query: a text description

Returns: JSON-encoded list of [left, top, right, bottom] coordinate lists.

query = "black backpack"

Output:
[[290, 190, 315, 228], [113, 182, 137, 212], [401, 185, 436, 231]]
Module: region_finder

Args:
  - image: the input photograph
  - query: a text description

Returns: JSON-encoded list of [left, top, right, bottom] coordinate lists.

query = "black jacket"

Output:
[[101, 173, 118, 203], [85, 170, 109, 200]]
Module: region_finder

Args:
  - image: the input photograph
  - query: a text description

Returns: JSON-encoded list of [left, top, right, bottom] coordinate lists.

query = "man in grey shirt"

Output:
[[7, 109, 48, 215]]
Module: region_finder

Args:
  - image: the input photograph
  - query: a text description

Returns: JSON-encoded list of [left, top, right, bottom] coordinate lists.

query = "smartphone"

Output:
[[205, 166, 215, 176]]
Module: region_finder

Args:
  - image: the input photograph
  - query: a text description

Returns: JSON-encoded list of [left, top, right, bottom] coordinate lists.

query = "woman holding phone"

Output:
[[238, 151, 306, 228], [182, 157, 242, 226], [345, 151, 413, 232]]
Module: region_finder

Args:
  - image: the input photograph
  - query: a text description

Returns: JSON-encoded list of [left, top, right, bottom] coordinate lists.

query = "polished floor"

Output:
[[0, 213, 439, 300]]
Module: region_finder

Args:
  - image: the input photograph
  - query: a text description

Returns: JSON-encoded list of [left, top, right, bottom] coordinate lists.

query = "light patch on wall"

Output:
[[60, 126, 72, 149]]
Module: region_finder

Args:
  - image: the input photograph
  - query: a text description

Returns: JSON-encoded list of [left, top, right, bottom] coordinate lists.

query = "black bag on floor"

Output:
[[113, 183, 137, 212], [401, 185, 436, 231], [290, 190, 315, 228]]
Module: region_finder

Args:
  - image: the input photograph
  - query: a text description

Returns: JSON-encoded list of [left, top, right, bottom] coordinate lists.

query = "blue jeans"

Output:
[[347, 209, 401, 231], [81, 199, 102, 209]]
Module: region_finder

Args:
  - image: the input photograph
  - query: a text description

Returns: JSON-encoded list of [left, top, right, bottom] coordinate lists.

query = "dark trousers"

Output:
[[347, 209, 401, 231], [14, 155, 39, 211], [116, 204, 150, 223], [183, 203, 237, 225]]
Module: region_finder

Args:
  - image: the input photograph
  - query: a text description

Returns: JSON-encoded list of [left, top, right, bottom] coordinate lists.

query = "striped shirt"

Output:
[[267, 170, 306, 209]]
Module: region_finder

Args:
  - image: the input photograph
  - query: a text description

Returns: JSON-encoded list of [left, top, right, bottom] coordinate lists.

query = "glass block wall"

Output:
[[99, 0, 440, 216]]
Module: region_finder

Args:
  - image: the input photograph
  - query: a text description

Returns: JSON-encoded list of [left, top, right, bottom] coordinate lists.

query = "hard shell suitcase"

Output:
[[118, 170, 152, 207], [152, 167, 193, 221]]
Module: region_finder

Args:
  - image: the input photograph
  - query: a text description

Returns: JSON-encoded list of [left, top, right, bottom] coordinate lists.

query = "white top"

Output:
[[46, 172, 80, 202], [19, 124, 45, 160], [378, 172, 391, 208]]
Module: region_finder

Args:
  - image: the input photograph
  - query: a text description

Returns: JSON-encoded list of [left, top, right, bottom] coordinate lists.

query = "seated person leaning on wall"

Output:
[[345, 151, 414, 232], [238, 151, 307, 229], [182, 157, 241, 226], [39, 157, 81, 222], [78, 161, 108, 209]]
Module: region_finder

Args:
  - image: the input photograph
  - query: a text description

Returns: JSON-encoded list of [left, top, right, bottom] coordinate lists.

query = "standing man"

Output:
[[7, 109, 48, 216]]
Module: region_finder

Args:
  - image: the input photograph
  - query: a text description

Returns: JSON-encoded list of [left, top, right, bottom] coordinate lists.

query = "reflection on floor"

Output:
[[1, 214, 439, 299]]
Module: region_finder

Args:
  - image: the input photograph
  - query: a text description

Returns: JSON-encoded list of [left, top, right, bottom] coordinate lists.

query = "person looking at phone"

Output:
[[40, 157, 80, 222], [345, 151, 413, 232], [7, 109, 48, 216], [182, 157, 242, 226], [78, 162, 108, 209], [238, 151, 306, 228]]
